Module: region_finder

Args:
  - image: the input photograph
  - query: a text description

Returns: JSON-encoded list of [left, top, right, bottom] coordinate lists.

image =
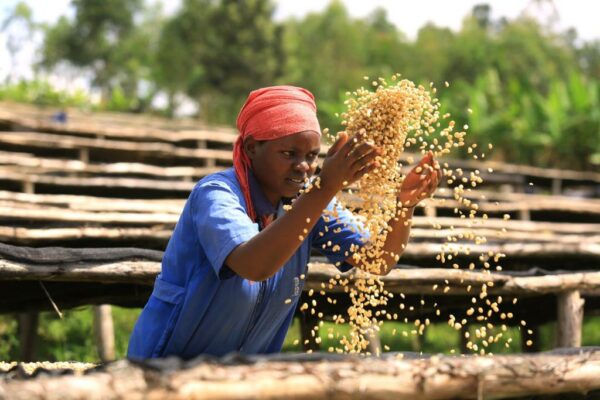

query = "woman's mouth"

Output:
[[286, 177, 306, 187]]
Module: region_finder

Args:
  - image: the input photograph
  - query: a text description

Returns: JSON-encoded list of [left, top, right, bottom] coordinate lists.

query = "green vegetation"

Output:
[[1, 1, 599, 169], [1, 308, 598, 362]]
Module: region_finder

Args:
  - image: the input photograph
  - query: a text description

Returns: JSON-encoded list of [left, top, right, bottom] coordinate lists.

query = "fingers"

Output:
[[353, 159, 379, 181], [426, 172, 439, 197], [406, 167, 440, 203], [339, 133, 361, 157], [350, 143, 379, 166], [326, 132, 348, 157], [348, 141, 377, 159], [352, 152, 379, 177]]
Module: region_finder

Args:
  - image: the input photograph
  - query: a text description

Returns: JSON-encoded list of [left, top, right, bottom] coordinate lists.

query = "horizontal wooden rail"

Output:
[[2, 224, 600, 248], [1, 351, 600, 399], [0, 168, 197, 192], [0, 150, 223, 178], [2, 101, 600, 184], [0, 131, 233, 161], [2, 257, 600, 296], [1, 190, 598, 233], [2, 170, 600, 217]]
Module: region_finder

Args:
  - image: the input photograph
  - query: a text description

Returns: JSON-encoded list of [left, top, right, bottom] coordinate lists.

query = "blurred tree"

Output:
[[39, 0, 159, 110], [578, 40, 600, 80], [153, 8, 199, 116], [412, 23, 455, 84], [472, 4, 492, 29], [5, 0, 598, 168], [363, 8, 412, 79], [157, 0, 284, 121], [281, 1, 371, 130], [282, 1, 366, 101], [494, 17, 575, 91], [1, 1, 36, 82]]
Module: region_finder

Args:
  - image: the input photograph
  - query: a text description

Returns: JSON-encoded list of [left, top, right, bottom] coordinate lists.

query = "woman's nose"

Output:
[[293, 159, 310, 172]]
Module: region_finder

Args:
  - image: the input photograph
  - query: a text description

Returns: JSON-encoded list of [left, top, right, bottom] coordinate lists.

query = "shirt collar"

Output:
[[247, 170, 278, 219]]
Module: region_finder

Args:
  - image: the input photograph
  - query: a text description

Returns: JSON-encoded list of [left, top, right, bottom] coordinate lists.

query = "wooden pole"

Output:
[[3, 352, 600, 399], [93, 304, 115, 362], [18, 312, 38, 362], [299, 314, 321, 352], [459, 325, 469, 354], [522, 324, 540, 353], [423, 205, 437, 218], [552, 178, 562, 195], [367, 324, 382, 356], [78, 148, 89, 163], [556, 290, 584, 348]]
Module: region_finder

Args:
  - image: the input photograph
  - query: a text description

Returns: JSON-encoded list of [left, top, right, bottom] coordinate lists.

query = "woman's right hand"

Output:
[[318, 132, 381, 194]]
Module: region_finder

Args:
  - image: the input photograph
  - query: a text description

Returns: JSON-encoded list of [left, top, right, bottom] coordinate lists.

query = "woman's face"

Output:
[[245, 130, 321, 206]]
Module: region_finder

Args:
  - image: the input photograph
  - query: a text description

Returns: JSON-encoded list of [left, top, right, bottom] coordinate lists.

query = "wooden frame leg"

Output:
[[18, 312, 38, 362], [93, 305, 115, 362], [556, 290, 584, 348]]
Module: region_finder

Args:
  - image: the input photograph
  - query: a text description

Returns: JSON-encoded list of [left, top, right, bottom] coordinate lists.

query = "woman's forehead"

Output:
[[271, 130, 321, 148]]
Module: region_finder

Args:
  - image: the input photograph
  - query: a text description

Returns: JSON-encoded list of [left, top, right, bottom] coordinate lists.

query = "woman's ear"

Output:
[[243, 136, 259, 159]]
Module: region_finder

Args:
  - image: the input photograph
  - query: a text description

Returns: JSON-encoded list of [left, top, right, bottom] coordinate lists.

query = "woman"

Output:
[[127, 85, 440, 359]]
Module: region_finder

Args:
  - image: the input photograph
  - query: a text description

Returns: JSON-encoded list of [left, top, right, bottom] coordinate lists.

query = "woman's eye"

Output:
[[282, 151, 294, 157]]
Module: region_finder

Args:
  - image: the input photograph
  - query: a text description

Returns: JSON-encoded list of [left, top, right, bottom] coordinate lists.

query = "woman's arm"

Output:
[[225, 133, 380, 281]]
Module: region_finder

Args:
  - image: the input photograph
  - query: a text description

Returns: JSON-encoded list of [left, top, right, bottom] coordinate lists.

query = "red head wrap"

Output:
[[234, 85, 321, 222]]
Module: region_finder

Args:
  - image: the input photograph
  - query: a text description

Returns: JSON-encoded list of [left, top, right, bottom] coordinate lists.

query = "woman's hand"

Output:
[[319, 132, 381, 194], [398, 151, 442, 208]]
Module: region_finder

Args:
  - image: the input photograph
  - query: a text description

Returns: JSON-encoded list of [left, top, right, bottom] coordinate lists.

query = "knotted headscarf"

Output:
[[234, 86, 321, 223]]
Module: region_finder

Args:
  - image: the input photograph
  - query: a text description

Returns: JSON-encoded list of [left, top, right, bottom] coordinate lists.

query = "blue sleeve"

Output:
[[311, 197, 370, 272], [190, 179, 258, 279]]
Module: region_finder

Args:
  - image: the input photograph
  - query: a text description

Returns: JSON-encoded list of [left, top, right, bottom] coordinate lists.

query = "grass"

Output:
[[1, 308, 598, 362]]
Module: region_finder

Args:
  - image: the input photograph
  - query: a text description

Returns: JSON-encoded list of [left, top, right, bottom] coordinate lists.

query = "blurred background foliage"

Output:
[[1, 0, 599, 169], [1, 310, 599, 362]]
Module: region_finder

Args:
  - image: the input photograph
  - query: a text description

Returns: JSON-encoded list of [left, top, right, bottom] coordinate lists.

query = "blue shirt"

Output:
[[127, 167, 367, 359]]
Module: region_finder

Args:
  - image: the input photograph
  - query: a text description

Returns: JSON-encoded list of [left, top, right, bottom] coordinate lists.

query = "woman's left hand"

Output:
[[398, 151, 442, 208]]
